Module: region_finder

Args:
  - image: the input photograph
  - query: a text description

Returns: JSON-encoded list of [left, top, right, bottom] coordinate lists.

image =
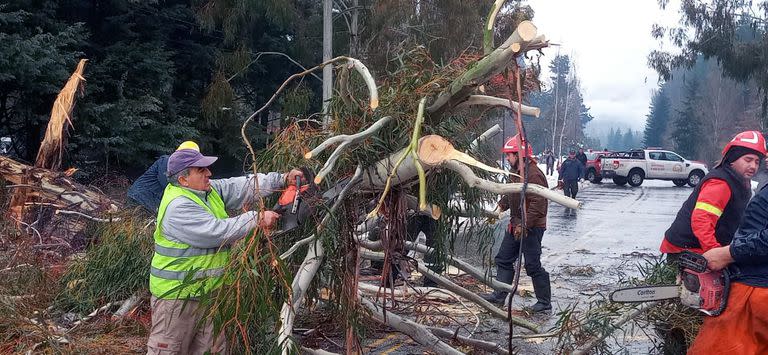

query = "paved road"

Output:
[[360, 179, 696, 354]]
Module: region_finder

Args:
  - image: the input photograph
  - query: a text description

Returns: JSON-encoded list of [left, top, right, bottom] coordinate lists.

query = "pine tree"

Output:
[[622, 130, 634, 150], [643, 87, 671, 147], [610, 128, 623, 150], [671, 80, 703, 159], [0, 4, 86, 160]]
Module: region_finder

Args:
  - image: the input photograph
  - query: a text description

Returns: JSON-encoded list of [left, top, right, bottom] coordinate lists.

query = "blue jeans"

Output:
[[494, 227, 547, 279]]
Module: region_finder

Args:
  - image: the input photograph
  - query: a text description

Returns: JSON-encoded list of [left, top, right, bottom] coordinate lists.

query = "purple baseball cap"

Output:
[[167, 149, 218, 176]]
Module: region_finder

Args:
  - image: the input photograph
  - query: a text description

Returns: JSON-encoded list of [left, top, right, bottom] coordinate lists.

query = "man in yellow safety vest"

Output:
[[145, 145, 303, 354]]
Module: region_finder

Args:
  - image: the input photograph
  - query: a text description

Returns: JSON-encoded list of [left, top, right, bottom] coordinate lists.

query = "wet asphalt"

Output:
[[362, 178, 697, 354]]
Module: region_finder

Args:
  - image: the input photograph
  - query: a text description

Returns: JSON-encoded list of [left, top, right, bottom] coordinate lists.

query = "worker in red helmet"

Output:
[[481, 134, 552, 313], [661, 130, 766, 258], [687, 132, 768, 354], [657, 131, 765, 352]]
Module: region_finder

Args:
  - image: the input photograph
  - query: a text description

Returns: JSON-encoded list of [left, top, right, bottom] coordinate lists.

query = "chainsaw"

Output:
[[272, 167, 352, 235], [609, 251, 730, 316]]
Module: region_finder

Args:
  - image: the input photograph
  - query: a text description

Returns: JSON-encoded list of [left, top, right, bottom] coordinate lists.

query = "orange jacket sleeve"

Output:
[[690, 179, 731, 251]]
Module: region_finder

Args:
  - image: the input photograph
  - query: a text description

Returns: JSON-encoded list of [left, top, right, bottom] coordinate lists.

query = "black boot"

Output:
[[531, 272, 552, 313], [481, 268, 513, 305]]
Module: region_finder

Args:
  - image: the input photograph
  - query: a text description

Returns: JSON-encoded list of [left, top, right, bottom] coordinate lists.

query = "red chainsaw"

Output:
[[610, 251, 730, 316]]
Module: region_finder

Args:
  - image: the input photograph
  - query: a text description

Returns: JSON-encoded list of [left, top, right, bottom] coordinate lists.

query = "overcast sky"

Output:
[[526, 0, 682, 131]]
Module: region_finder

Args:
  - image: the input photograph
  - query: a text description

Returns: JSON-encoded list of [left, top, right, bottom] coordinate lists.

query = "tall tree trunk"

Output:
[[322, 0, 333, 127]]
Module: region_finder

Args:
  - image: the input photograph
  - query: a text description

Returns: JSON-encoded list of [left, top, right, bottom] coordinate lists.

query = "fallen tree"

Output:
[[0, 156, 119, 215]]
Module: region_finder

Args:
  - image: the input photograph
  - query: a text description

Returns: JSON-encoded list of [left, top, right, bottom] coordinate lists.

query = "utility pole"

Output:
[[350, 0, 359, 57], [322, 0, 333, 127]]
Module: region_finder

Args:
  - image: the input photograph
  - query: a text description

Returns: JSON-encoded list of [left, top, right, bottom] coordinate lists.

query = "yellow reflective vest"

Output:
[[149, 184, 230, 299]]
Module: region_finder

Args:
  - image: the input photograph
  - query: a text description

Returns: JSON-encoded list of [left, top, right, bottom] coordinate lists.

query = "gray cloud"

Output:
[[527, 0, 681, 130]]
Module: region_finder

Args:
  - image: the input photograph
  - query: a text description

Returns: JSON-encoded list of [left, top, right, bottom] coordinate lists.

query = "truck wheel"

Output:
[[688, 170, 705, 187], [628, 169, 644, 187], [672, 179, 687, 187], [613, 177, 627, 186], [586, 169, 597, 183]]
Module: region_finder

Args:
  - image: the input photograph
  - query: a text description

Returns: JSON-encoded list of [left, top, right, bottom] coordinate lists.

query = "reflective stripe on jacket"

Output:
[[150, 184, 231, 299], [663, 166, 750, 251]]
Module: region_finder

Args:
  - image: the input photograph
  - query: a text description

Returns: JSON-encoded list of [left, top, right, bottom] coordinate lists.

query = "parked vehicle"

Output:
[[584, 150, 612, 183], [600, 149, 708, 187]]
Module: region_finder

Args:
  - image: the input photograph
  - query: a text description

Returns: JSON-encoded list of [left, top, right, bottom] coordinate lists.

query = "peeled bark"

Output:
[[35, 59, 87, 170], [11, 59, 88, 221]]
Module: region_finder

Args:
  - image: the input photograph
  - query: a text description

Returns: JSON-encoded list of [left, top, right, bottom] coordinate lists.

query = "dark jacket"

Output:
[[576, 152, 587, 165], [558, 158, 584, 182], [499, 160, 548, 228], [545, 153, 555, 166], [127, 155, 169, 213], [665, 166, 750, 250], [729, 185, 768, 287]]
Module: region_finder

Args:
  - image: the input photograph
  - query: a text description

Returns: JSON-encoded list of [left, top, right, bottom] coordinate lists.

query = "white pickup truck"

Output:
[[600, 149, 709, 187]]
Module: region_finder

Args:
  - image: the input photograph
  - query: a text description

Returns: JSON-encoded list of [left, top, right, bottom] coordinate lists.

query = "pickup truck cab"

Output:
[[600, 149, 708, 187]]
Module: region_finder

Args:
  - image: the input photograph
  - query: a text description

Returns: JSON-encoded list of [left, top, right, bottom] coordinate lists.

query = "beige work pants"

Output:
[[146, 296, 227, 355]]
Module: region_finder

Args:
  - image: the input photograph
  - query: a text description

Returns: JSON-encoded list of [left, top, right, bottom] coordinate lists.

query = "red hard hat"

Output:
[[722, 130, 767, 157], [501, 134, 533, 157]]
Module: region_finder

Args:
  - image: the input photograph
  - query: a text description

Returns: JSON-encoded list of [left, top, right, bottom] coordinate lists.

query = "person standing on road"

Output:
[[544, 149, 556, 176], [146, 147, 304, 354], [558, 150, 584, 199], [127, 141, 200, 213], [660, 131, 766, 260], [576, 147, 588, 167], [481, 134, 551, 313]]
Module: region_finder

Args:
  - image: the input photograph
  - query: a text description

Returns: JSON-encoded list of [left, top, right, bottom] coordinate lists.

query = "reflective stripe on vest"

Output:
[[149, 184, 230, 299]]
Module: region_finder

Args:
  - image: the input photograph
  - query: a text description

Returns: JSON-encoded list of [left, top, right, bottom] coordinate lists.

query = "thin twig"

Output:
[[0, 263, 33, 273], [55, 209, 120, 222], [10, 216, 42, 244]]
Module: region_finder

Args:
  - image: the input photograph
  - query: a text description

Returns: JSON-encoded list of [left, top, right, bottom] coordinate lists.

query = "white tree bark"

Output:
[[469, 124, 502, 152], [278, 240, 324, 355], [443, 160, 580, 209], [358, 283, 458, 302], [456, 95, 541, 118], [306, 116, 392, 183], [359, 297, 463, 355]]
